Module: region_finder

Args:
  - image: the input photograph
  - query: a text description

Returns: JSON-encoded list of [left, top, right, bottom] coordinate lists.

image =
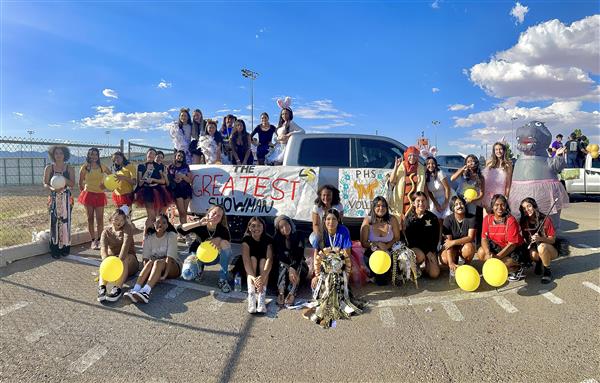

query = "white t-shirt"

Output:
[[312, 203, 344, 225], [427, 169, 447, 202]]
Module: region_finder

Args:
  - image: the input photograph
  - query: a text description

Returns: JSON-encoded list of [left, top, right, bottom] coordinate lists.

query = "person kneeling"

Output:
[[519, 198, 558, 284], [440, 196, 477, 272], [477, 194, 525, 281], [125, 215, 181, 303]]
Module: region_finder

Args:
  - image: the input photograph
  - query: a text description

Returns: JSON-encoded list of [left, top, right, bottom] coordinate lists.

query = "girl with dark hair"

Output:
[[190, 109, 205, 164], [241, 217, 273, 313], [167, 150, 193, 231], [389, 146, 427, 221], [440, 195, 477, 271], [125, 214, 180, 304], [404, 191, 440, 278], [273, 215, 308, 306], [134, 148, 170, 230], [78, 147, 111, 250], [265, 107, 304, 165], [425, 156, 452, 222], [360, 196, 401, 285], [477, 194, 525, 281], [309, 185, 344, 248], [97, 208, 139, 302], [43, 145, 75, 258], [220, 114, 236, 162], [199, 120, 225, 164], [483, 142, 513, 214], [169, 108, 193, 163], [177, 205, 233, 293], [450, 154, 485, 216], [519, 197, 557, 283], [251, 112, 277, 165], [230, 119, 254, 165], [111, 151, 136, 209]]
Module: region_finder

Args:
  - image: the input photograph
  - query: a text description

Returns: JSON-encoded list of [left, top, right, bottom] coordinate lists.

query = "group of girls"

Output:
[[169, 105, 304, 167]]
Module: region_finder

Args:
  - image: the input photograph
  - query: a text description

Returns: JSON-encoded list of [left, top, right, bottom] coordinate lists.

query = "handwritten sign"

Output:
[[189, 165, 319, 221], [339, 168, 390, 218]]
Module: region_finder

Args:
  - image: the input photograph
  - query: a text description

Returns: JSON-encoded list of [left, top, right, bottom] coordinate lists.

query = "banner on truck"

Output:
[[190, 165, 319, 221], [339, 168, 390, 218]]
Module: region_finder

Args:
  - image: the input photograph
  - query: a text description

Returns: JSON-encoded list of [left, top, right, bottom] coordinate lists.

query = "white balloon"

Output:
[[50, 175, 66, 189]]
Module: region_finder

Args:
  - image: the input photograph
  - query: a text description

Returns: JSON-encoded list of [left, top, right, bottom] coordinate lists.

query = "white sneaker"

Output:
[[256, 291, 267, 313], [247, 291, 257, 314]]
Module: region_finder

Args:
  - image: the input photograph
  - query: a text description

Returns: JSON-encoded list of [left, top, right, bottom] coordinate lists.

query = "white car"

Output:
[[561, 154, 600, 196]]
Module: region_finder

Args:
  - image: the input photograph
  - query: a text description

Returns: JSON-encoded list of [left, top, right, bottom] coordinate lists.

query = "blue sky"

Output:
[[2, 1, 599, 156]]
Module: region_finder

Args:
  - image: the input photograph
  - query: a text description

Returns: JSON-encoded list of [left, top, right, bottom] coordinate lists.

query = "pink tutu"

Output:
[[482, 167, 508, 211], [508, 179, 569, 219]]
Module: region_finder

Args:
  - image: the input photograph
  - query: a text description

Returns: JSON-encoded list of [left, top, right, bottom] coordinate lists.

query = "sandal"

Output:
[[285, 293, 295, 306], [277, 292, 285, 306]]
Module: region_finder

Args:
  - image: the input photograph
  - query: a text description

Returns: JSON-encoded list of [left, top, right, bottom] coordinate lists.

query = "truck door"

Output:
[[584, 155, 600, 193]]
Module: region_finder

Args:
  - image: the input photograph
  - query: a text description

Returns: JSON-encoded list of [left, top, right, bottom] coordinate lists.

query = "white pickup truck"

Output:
[[560, 154, 600, 196]]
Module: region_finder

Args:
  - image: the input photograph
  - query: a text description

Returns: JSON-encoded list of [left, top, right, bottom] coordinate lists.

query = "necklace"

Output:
[[206, 224, 217, 239]]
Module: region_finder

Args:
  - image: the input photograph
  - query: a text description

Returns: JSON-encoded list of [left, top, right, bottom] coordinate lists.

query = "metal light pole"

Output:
[[510, 116, 518, 148], [431, 120, 440, 147], [26, 130, 35, 155], [105, 130, 111, 146], [241, 68, 259, 129]]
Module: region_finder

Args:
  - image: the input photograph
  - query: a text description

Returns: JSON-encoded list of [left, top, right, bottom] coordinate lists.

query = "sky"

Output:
[[1, 1, 599, 157]]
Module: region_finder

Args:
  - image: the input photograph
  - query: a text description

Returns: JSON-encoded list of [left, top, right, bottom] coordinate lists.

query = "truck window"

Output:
[[357, 138, 403, 169], [298, 138, 350, 167]]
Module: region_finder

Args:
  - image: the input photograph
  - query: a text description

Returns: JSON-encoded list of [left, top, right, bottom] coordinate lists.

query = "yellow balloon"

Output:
[[196, 241, 218, 263], [591, 150, 599, 159], [99, 256, 124, 283], [463, 188, 477, 202], [482, 258, 508, 287], [104, 174, 119, 191], [455, 265, 480, 292], [369, 250, 391, 274], [589, 143, 599, 152]]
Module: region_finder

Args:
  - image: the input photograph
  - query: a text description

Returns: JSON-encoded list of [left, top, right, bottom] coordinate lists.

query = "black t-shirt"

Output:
[[251, 125, 276, 146], [178, 224, 231, 253], [137, 162, 161, 183], [404, 210, 439, 254], [442, 214, 476, 240], [211, 132, 224, 145], [273, 232, 305, 270], [242, 234, 273, 260]]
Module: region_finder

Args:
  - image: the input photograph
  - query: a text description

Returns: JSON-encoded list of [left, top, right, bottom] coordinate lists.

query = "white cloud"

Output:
[[48, 123, 61, 128], [432, 87, 440, 93], [81, 105, 172, 131], [294, 99, 353, 120], [448, 103, 474, 111], [157, 79, 172, 89], [168, 108, 178, 112], [245, 105, 252, 111], [215, 109, 231, 114], [12, 112, 24, 117], [448, 140, 479, 149], [307, 121, 353, 130], [102, 88, 118, 99], [510, 2, 529, 24], [431, 0, 440, 9], [497, 15, 600, 74]]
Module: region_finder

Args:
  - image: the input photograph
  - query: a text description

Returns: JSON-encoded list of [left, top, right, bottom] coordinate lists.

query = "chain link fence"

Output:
[[0, 137, 174, 249]]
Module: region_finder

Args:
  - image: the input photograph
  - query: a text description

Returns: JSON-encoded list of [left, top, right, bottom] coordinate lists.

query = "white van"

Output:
[[561, 154, 600, 196]]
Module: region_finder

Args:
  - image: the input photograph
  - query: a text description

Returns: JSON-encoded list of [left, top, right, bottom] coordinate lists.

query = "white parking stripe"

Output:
[[165, 286, 185, 300], [69, 345, 107, 374], [582, 281, 600, 294], [441, 301, 464, 321], [25, 321, 65, 343], [492, 296, 519, 313], [378, 307, 396, 328], [574, 244, 600, 251], [0, 301, 30, 317], [539, 290, 564, 304]]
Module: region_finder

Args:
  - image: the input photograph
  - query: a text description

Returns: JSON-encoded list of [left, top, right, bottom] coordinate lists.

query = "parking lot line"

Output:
[[441, 301, 464, 321], [378, 307, 396, 327], [582, 281, 600, 294], [69, 345, 107, 374], [0, 301, 30, 317], [492, 296, 519, 313], [539, 290, 564, 304]]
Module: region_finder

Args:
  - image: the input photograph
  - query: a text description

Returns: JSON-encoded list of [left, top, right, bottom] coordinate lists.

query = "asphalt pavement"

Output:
[[1, 201, 599, 382]]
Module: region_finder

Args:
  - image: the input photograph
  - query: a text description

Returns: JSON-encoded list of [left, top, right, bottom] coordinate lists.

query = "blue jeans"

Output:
[[181, 247, 232, 281]]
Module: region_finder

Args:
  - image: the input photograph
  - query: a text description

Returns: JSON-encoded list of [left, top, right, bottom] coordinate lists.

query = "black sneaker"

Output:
[[541, 267, 552, 284], [508, 267, 526, 282], [105, 287, 123, 302], [134, 291, 150, 304], [97, 285, 107, 302], [534, 261, 542, 275]]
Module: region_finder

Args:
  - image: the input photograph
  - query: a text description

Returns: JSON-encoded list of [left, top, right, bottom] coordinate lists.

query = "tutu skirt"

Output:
[[112, 192, 134, 207], [171, 182, 193, 200], [135, 185, 173, 210], [77, 190, 107, 207], [509, 179, 569, 219], [265, 143, 285, 164]]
